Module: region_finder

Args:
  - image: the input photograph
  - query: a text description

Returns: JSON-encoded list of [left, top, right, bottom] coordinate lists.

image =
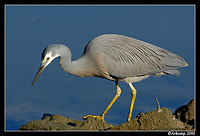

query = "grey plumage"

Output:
[[31, 34, 188, 122], [79, 34, 187, 82]]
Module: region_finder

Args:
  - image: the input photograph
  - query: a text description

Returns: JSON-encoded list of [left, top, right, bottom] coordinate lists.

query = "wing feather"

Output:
[[85, 34, 188, 78]]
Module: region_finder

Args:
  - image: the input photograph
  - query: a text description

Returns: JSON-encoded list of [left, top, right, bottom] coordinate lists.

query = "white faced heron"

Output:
[[31, 34, 188, 122]]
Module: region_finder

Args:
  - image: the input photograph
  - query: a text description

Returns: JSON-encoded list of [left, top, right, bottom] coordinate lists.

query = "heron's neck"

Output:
[[59, 54, 94, 77]]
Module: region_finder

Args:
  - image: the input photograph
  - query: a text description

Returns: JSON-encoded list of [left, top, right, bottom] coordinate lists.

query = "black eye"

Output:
[[46, 57, 50, 61]]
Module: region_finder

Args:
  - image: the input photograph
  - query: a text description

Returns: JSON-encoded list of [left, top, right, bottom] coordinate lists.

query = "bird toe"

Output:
[[82, 114, 105, 123]]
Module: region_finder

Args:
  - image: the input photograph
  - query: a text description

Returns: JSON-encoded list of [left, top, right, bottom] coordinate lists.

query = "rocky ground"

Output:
[[19, 99, 195, 131]]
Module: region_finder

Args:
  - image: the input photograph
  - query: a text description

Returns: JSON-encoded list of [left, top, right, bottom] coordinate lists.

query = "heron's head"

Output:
[[31, 44, 60, 87]]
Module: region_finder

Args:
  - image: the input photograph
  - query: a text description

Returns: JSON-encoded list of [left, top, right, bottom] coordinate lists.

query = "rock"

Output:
[[174, 99, 195, 127], [108, 107, 193, 130], [19, 113, 84, 130], [19, 113, 111, 131], [18, 99, 195, 131], [80, 117, 111, 130]]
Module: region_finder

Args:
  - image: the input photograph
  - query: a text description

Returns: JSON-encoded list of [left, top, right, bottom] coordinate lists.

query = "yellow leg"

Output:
[[127, 83, 137, 121], [83, 81, 121, 123]]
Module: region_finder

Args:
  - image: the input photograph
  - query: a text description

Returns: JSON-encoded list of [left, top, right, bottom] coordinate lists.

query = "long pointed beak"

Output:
[[31, 62, 47, 87]]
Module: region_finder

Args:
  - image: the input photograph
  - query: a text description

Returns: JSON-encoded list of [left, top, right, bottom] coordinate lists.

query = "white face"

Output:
[[31, 52, 55, 87], [42, 53, 52, 67], [31, 44, 61, 87], [41, 52, 59, 67]]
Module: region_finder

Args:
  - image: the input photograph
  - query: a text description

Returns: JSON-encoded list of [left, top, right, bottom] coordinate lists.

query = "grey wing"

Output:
[[98, 34, 187, 78]]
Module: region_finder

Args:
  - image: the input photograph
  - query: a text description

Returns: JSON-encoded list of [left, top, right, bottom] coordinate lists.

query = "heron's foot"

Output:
[[83, 114, 105, 123], [109, 124, 114, 127]]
